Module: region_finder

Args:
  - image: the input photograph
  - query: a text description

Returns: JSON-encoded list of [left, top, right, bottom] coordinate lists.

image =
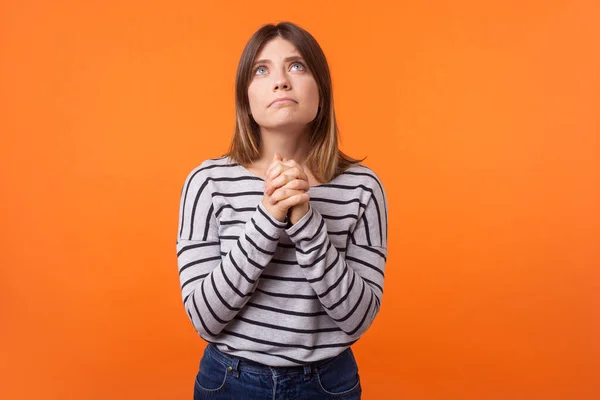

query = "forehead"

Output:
[[255, 37, 300, 61]]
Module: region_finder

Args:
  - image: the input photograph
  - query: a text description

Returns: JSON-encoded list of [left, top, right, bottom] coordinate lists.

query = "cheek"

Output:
[[247, 86, 260, 112], [302, 80, 320, 105]]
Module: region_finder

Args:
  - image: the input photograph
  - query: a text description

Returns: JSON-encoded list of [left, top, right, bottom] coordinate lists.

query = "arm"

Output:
[[176, 169, 285, 337], [284, 183, 388, 339]]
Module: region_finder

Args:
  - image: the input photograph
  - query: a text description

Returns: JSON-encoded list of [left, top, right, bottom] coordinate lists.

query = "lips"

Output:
[[270, 97, 297, 106]]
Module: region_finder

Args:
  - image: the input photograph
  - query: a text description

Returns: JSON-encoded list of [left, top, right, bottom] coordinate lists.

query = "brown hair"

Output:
[[225, 21, 366, 183]]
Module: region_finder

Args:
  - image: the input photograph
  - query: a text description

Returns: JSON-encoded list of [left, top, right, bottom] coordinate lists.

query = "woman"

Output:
[[176, 21, 388, 399]]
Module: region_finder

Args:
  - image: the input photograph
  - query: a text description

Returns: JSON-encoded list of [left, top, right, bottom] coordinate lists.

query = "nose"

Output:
[[273, 71, 290, 91], [273, 80, 289, 91]]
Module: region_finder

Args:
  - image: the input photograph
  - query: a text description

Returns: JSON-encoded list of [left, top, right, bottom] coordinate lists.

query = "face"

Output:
[[247, 37, 320, 131]]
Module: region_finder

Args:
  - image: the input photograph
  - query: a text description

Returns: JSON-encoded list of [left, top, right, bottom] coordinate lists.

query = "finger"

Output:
[[267, 152, 282, 171], [270, 181, 309, 202], [270, 168, 303, 192], [269, 186, 293, 204], [267, 167, 301, 195], [281, 160, 309, 182], [282, 167, 307, 186], [265, 163, 284, 193], [265, 162, 276, 180], [284, 178, 309, 192], [267, 162, 293, 183], [281, 158, 301, 168], [281, 157, 295, 165], [276, 192, 310, 209], [273, 178, 309, 195], [265, 157, 284, 180], [269, 188, 307, 205]]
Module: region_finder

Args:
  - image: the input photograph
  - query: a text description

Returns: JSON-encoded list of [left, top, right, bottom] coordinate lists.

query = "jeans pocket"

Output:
[[194, 348, 229, 392], [315, 348, 361, 397]]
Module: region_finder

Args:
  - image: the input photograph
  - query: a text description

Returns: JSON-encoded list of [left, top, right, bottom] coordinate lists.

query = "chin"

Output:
[[258, 116, 313, 129]]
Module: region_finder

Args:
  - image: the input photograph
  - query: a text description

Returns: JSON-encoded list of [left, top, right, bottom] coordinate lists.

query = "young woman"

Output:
[[176, 21, 388, 400]]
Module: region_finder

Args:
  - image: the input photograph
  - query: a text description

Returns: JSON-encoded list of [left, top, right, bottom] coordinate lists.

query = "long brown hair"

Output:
[[225, 21, 366, 183]]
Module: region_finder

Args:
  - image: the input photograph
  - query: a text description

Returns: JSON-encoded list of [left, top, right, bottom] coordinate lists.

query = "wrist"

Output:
[[289, 203, 310, 225], [262, 199, 287, 223]]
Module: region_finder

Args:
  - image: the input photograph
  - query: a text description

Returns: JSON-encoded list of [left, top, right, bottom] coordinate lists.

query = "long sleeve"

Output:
[[176, 168, 286, 337], [284, 183, 388, 339]]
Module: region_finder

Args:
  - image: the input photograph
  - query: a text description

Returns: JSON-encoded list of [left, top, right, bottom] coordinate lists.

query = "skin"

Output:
[[246, 37, 322, 224]]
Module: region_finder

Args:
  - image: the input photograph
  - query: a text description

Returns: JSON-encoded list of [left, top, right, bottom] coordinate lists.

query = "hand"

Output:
[[270, 157, 310, 225], [261, 153, 309, 223]]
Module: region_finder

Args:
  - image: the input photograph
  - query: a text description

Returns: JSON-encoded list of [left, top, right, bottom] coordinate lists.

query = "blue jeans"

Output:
[[193, 343, 362, 399]]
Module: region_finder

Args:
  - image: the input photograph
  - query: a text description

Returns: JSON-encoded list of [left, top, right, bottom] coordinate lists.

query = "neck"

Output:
[[256, 125, 311, 167]]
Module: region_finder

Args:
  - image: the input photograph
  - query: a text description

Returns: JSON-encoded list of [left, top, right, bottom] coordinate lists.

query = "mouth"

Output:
[[270, 98, 297, 107]]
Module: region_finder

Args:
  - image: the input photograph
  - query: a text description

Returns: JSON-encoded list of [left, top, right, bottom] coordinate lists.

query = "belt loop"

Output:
[[303, 365, 312, 381], [228, 357, 240, 378]]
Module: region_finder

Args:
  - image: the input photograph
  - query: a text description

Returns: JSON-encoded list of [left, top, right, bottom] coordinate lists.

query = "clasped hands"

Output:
[[261, 152, 311, 225]]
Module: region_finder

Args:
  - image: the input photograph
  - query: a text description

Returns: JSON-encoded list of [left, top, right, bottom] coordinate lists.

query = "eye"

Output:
[[253, 62, 306, 75]]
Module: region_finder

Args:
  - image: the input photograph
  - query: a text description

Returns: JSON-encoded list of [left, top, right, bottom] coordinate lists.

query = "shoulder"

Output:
[[180, 154, 234, 188], [341, 163, 387, 198]]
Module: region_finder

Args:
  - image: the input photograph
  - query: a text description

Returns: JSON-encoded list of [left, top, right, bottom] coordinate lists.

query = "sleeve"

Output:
[[284, 178, 388, 339], [176, 167, 287, 338]]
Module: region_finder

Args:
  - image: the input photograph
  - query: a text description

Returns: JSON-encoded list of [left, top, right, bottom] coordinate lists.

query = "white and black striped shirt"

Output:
[[176, 155, 388, 366]]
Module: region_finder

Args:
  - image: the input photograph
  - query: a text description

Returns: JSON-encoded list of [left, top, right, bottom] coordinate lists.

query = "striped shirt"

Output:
[[176, 155, 388, 366]]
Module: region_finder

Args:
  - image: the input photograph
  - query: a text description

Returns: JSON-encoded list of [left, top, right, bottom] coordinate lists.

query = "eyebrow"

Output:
[[252, 55, 305, 67]]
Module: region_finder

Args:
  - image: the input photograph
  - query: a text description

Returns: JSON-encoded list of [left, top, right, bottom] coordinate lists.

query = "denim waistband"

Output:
[[205, 343, 346, 377]]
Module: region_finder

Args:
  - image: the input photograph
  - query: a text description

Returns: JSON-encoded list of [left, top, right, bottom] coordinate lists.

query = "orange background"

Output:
[[1, 1, 599, 399]]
